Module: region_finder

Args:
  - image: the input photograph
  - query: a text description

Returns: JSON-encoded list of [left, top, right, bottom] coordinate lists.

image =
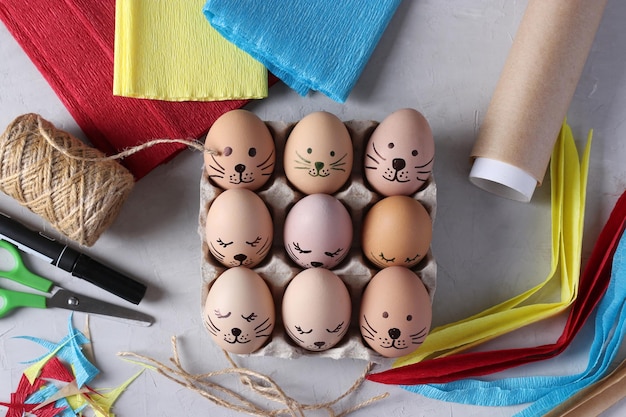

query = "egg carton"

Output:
[[199, 119, 437, 364]]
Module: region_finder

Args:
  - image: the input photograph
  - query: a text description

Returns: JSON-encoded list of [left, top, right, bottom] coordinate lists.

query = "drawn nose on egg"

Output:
[[314, 341, 326, 348], [234, 253, 248, 264], [388, 328, 401, 340], [235, 164, 246, 173], [232, 328, 242, 337], [392, 158, 405, 171], [311, 261, 323, 268]]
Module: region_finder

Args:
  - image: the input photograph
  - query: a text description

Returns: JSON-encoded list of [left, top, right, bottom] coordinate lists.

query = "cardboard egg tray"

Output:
[[199, 119, 437, 364]]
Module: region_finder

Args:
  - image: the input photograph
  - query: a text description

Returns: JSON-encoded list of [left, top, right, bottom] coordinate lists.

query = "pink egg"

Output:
[[283, 194, 353, 269], [364, 108, 434, 196]]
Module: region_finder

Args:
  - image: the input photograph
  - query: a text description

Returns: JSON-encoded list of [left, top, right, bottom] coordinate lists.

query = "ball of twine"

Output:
[[0, 113, 136, 247]]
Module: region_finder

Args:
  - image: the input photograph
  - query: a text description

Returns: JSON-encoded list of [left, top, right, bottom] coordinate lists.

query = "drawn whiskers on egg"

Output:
[[204, 315, 220, 336], [411, 327, 428, 345], [415, 155, 434, 181], [209, 242, 226, 262], [257, 149, 275, 177], [293, 151, 349, 175], [254, 317, 273, 338], [206, 154, 226, 179], [364, 142, 386, 170], [329, 153, 348, 172], [256, 237, 272, 257], [360, 316, 377, 342], [285, 326, 305, 344]]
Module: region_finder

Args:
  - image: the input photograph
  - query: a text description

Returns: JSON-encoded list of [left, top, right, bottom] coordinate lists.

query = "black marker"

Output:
[[0, 212, 147, 304]]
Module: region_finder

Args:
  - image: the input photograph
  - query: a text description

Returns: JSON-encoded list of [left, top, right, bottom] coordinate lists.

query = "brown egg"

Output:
[[205, 188, 273, 268], [360, 266, 432, 358], [282, 268, 351, 351], [364, 108, 434, 196], [283, 111, 353, 194], [204, 109, 275, 190], [204, 267, 275, 354], [361, 196, 432, 268]]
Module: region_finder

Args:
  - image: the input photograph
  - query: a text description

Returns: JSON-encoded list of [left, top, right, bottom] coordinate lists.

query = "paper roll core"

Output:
[[469, 0, 607, 202], [469, 157, 537, 202]]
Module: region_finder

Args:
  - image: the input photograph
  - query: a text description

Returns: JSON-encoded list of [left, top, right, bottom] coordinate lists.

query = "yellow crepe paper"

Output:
[[395, 121, 592, 368], [67, 370, 144, 417], [24, 341, 69, 384], [113, 0, 267, 101]]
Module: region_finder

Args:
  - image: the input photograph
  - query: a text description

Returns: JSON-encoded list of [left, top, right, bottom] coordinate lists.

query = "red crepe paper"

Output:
[[0, 0, 276, 179], [1, 370, 66, 417], [368, 190, 626, 385], [39, 356, 75, 383]]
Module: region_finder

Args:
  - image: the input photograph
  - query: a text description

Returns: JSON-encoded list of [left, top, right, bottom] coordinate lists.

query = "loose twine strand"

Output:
[[0, 113, 218, 246], [32, 115, 219, 162], [118, 336, 389, 417]]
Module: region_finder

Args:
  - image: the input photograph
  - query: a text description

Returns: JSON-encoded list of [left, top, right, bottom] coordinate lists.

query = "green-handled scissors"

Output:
[[0, 239, 153, 326]]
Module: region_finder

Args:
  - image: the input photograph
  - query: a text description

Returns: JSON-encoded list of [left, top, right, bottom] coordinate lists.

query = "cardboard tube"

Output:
[[469, 0, 607, 202], [542, 358, 626, 417]]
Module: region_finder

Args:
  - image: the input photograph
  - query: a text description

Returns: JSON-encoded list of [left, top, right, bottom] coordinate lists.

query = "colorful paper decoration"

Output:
[[0, 0, 271, 179], [369, 177, 623, 385], [203, 0, 402, 103], [402, 204, 626, 417], [0, 314, 141, 417], [372, 122, 590, 382], [114, 0, 267, 101]]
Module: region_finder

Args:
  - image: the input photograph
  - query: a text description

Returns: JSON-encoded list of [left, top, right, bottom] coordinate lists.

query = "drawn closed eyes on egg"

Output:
[[203, 267, 275, 354], [282, 268, 352, 352], [205, 189, 273, 268], [283, 194, 353, 270], [209, 234, 272, 267]]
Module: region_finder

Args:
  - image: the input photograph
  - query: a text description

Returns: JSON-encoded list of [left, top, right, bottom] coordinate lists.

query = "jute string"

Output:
[[0, 114, 217, 246], [119, 336, 389, 417]]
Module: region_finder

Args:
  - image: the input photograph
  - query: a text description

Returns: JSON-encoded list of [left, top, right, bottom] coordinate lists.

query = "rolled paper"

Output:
[[469, 0, 607, 202]]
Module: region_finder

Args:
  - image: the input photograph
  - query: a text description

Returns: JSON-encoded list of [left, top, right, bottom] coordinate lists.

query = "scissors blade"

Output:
[[47, 289, 153, 326]]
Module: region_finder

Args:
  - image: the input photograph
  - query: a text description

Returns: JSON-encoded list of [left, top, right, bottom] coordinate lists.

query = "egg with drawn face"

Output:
[[205, 188, 273, 268], [360, 266, 432, 358], [364, 108, 434, 196], [361, 196, 432, 268], [283, 194, 353, 269], [204, 109, 275, 190], [284, 111, 353, 195], [282, 268, 351, 351], [204, 267, 275, 354]]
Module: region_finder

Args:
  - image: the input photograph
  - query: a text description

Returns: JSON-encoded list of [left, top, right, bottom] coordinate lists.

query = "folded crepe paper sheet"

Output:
[[0, 0, 273, 180], [203, 0, 402, 103], [114, 0, 267, 101], [376, 123, 589, 376], [403, 204, 626, 417], [1, 314, 141, 417]]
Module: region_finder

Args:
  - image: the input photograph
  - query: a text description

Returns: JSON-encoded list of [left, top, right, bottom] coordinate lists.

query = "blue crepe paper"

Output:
[[203, 0, 402, 102], [15, 313, 99, 387], [403, 230, 626, 417]]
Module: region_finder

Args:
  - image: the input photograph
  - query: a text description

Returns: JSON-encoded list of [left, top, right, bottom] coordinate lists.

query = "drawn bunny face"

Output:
[[360, 266, 432, 358], [283, 194, 353, 270], [204, 267, 275, 354], [282, 268, 351, 351], [283, 111, 353, 195], [204, 109, 275, 191], [364, 108, 434, 196]]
